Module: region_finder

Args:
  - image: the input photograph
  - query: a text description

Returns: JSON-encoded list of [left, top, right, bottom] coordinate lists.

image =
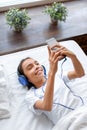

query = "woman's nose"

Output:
[[34, 64, 39, 70]]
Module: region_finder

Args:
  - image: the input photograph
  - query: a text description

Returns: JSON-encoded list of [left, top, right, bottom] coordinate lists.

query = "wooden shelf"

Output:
[[0, 0, 87, 55]]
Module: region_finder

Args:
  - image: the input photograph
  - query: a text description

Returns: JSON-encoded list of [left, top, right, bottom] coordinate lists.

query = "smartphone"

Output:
[[46, 37, 66, 60], [46, 37, 58, 51]]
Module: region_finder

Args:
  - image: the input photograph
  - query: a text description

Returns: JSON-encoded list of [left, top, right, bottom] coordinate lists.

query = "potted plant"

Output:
[[6, 8, 31, 32], [43, 2, 68, 25]]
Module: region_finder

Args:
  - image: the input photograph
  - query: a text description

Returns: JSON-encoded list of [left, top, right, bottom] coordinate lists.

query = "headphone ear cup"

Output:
[[18, 75, 29, 86]]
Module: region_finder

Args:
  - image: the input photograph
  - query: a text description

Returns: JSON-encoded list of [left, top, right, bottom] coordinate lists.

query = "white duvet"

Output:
[[0, 40, 87, 130], [53, 105, 87, 130], [53, 75, 87, 130]]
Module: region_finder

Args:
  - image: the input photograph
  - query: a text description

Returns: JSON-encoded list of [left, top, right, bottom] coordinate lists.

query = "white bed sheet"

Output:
[[0, 40, 87, 130]]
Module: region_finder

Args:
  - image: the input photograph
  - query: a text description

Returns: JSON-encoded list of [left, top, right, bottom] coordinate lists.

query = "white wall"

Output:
[[0, 0, 70, 12]]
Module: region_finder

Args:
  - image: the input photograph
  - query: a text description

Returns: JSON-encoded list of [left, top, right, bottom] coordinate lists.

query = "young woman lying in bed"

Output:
[[17, 43, 85, 125]]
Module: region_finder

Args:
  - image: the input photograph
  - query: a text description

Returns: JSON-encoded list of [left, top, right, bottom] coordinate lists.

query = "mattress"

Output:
[[0, 40, 87, 130]]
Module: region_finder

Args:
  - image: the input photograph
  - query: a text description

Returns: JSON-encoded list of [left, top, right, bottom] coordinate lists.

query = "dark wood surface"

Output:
[[0, 0, 87, 55]]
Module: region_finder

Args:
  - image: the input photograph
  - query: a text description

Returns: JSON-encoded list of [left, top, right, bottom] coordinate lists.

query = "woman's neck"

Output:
[[35, 76, 47, 88]]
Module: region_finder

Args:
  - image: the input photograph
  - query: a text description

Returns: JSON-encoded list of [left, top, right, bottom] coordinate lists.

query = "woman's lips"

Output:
[[37, 70, 42, 75], [35, 68, 43, 75]]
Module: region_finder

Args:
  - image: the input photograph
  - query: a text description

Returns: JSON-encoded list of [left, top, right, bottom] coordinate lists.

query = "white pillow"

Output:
[[0, 65, 11, 119]]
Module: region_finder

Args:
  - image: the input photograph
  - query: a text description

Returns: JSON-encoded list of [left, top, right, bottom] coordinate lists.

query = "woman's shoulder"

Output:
[[25, 87, 35, 98]]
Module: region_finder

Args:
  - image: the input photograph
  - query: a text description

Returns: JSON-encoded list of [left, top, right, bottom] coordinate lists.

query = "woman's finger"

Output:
[[47, 45, 51, 57]]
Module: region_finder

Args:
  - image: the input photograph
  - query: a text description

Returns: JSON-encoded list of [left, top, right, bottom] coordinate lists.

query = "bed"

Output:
[[0, 40, 87, 130]]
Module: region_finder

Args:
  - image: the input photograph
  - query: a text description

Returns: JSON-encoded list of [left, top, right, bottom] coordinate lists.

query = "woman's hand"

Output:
[[47, 45, 61, 75], [49, 44, 85, 79], [51, 44, 75, 59], [52, 44, 85, 79]]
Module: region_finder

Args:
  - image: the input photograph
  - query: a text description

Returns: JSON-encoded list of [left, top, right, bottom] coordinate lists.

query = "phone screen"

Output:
[[46, 37, 58, 51]]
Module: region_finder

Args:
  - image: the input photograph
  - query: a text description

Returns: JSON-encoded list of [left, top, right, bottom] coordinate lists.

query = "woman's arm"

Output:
[[34, 46, 60, 111], [34, 71, 55, 111], [58, 45, 85, 79], [67, 54, 85, 80]]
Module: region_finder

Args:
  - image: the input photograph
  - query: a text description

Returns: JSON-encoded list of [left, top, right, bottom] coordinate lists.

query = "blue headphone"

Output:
[[17, 65, 46, 88]]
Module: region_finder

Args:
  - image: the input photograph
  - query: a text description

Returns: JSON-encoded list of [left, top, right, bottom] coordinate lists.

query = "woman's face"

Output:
[[22, 58, 44, 84]]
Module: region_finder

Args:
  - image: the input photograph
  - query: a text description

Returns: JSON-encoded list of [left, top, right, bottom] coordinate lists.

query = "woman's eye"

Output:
[[36, 62, 39, 65], [27, 65, 33, 70]]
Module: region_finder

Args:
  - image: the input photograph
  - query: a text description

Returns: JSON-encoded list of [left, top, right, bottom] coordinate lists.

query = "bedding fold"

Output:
[[52, 106, 87, 130], [0, 65, 11, 119]]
